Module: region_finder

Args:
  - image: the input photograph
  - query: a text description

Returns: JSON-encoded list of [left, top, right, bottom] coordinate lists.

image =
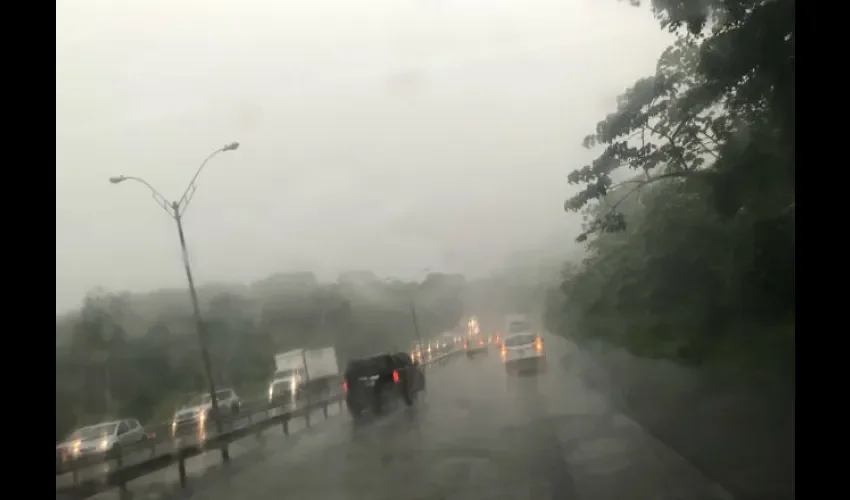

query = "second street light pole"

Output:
[[172, 201, 229, 462], [410, 302, 423, 346]]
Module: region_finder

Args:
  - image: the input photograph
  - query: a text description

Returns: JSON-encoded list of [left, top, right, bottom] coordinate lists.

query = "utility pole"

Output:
[[109, 141, 240, 464], [173, 201, 228, 462]]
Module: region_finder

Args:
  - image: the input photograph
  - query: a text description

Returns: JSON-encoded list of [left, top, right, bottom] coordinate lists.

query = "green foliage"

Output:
[[55, 274, 464, 441], [549, 0, 794, 371]]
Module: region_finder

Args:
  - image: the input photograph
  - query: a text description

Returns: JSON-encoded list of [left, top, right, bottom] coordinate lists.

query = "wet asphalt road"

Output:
[[168, 335, 736, 500]]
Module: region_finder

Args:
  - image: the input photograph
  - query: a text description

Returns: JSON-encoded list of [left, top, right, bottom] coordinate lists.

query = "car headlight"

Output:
[[268, 386, 274, 400], [199, 411, 207, 424], [98, 439, 110, 451], [72, 440, 81, 456]]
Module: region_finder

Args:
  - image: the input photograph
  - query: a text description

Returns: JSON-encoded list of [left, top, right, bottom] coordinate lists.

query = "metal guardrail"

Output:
[[56, 348, 462, 499]]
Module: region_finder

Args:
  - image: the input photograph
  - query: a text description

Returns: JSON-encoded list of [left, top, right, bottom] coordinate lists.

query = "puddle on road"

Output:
[[425, 454, 547, 500]]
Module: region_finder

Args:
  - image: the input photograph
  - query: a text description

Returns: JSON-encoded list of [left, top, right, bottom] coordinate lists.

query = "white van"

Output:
[[500, 316, 546, 374]]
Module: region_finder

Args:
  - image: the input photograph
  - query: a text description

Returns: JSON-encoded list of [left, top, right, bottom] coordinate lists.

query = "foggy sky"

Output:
[[56, 0, 673, 313]]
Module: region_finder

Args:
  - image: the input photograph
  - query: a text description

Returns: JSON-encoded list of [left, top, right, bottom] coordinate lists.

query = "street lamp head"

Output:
[[222, 142, 240, 152], [109, 176, 127, 184]]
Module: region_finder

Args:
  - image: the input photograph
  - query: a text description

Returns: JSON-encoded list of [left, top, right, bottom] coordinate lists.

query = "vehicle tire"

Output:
[[402, 380, 416, 406], [109, 443, 122, 461], [372, 385, 384, 415], [347, 402, 363, 418]]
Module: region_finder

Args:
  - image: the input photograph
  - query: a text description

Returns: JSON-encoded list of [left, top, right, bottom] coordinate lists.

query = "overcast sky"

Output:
[[56, 0, 672, 313]]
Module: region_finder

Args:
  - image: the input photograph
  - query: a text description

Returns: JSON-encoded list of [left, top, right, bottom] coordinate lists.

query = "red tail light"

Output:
[[392, 370, 400, 383], [343, 379, 349, 392]]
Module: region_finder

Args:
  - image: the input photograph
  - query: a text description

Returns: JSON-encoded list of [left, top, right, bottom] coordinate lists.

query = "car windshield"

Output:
[[505, 334, 536, 347], [187, 390, 231, 406], [274, 368, 301, 380], [55, 2, 794, 498], [270, 379, 293, 392], [346, 356, 392, 377], [394, 352, 413, 365], [68, 423, 117, 441]]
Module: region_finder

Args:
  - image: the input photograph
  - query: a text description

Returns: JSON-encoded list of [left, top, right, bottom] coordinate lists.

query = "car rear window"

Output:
[[345, 356, 393, 378], [505, 334, 536, 347], [508, 320, 531, 334]]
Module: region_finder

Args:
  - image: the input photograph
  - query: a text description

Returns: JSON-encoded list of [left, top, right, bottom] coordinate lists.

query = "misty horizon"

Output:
[[56, 0, 673, 314]]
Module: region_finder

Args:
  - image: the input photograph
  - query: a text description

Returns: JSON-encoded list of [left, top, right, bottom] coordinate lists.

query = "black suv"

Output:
[[343, 352, 425, 418]]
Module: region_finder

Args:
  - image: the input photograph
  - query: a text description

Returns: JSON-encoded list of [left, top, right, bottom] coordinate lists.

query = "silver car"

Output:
[[56, 419, 148, 465], [171, 389, 242, 437]]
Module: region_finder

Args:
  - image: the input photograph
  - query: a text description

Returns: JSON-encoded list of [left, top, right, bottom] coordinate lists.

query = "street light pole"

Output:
[[410, 269, 430, 347], [386, 276, 423, 347], [172, 200, 228, 460], [109, 142, 239, 463], [410, 302, 423, 346]]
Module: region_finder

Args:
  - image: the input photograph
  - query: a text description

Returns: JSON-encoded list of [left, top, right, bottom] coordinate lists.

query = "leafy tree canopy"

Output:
[[549, 0, 794, 372]]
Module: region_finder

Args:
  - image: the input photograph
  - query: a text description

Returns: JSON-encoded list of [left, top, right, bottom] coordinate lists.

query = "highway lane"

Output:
[[176, 336, 734, 500]]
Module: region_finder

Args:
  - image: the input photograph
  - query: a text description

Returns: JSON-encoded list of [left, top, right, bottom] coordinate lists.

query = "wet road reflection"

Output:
[[182, 336, 734, 500]]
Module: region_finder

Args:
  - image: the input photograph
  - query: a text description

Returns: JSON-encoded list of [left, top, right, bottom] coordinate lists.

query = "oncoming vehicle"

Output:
[[410, 344, 424, 364], [464, 335, 489, 358], [435, 333, 455, 354], [171, 389, 241, 438], [268, 368, 303, 405], [268, 347, 340, 405], [56, 419, 148, 467], [343, 352, 425, 419], [488, 331, 503, 346], [501, 316, 546, 374]]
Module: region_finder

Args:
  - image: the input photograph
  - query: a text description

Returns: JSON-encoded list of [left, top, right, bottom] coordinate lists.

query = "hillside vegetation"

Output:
[[543, 2, 793, 496], [546, 0, 794, 375]]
